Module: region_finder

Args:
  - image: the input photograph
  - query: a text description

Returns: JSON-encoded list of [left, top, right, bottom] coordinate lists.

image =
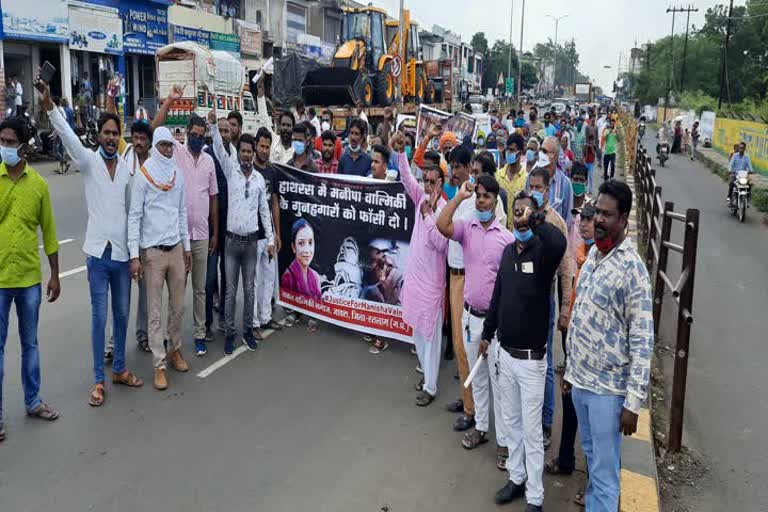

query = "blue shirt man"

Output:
[[729, 147, 752, 174]]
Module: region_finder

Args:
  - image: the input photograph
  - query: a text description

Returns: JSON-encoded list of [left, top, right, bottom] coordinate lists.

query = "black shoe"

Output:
[[524, 505, 543, 512], [453, 414, 475, 432], [494, 481, 526, 505], [445, 398, 464, 413]]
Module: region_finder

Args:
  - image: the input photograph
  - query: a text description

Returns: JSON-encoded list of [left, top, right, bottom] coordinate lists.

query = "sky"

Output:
[[368, 0, 743, 92]]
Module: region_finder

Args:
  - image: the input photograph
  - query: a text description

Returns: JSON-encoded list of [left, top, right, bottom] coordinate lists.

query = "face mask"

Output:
[[405, 145, 412, 159], [241, 161, 253, 172], [584, 238, 595, 246], [572, 182, 586, 197], [530, 115, 537, 122], [0, 145, 21, 166], [530, 190, 545, 208], [99, 145, 118, 160], [506, 152, 518, 165], [514, 228, 534, 243], [475, 208, 494, 223], [349, 143, 361, 153], [526, 149, 536, 162], [292, 140, 306, 156], [431, 139, 440, 151], [187, 134, 204, 153], [544, 120, 550, 126], [477, 138, 485, 147], [486, 140, 497, 150], [536, 150, 551, 168], [595, 234, 617, 254]]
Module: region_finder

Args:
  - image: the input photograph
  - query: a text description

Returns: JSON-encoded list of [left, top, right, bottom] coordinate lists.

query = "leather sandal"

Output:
[[88, 384, 106, 407], [462, 428, 489, 450], [28, 402, 60, 420], [112, 370, 144, 388]]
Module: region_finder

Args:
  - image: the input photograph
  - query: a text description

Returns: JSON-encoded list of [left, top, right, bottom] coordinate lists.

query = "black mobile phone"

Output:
[[40, 61, 56, 84]]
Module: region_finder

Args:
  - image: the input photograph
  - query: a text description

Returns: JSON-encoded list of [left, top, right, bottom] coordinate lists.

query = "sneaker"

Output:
[[416, 364, 424, 374], [495, 481, 526, 505], [168, 350, 189, 372], [410, 346, 417, 355], [524, 504, 543, 512], [243, 335, 259, 351], [153, 368, 168, 390], [195, 339, 207, 356], [224, 336, 235, 355]]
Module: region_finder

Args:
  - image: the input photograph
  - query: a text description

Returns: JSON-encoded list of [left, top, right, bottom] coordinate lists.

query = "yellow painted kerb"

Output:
[[631, 408, 651, 443], [620, 469, 659, 512]]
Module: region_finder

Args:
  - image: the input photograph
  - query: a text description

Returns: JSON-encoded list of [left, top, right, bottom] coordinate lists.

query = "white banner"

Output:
[[700, 111, 716, 143], [69, 1, 123, 55]]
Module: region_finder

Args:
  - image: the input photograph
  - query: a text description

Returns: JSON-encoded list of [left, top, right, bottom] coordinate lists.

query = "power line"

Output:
[[678, 5, 699, 92], [718, 0, 734, 110]]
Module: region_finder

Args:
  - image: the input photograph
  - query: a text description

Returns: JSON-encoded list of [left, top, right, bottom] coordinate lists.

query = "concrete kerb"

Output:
[[617, 136, 661, 512]]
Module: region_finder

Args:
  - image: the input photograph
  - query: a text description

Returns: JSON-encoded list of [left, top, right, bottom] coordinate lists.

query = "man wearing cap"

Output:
[[128, 127, 193, 391]]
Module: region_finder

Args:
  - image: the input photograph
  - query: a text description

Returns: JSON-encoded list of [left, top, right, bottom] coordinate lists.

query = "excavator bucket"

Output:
[[301, 67, 363, 107]]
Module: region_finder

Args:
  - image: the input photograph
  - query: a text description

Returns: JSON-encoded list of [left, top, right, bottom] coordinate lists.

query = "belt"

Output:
[[226, 231, 259, 242], [449, 267, 465, 276], [464, 301, 487, 318], [150, 243, 178, 252], [502, 345, 547, 360]]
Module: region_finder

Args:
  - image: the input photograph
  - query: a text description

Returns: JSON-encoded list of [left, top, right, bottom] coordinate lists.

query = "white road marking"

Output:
[[196, 323, 285, 378], [40, 238, 74, 249], [59, 265, 87, 278]]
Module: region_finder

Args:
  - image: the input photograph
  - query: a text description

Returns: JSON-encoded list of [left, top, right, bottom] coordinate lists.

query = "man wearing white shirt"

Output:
[[128, 127, 192, 391], [207, 108, 274, 356], [13, 76, 23, 116], [38, 78, 145, 405]]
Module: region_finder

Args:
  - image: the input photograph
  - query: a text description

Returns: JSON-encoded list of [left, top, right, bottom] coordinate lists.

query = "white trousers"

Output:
[[413, 309, 444, 396], [496, 345, 547, 506], [252, 238, 277, 328], [462, 308, 507, 447]]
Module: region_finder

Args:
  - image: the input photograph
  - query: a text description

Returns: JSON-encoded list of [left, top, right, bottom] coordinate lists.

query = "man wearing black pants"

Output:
[[601, 119, 619, 180]]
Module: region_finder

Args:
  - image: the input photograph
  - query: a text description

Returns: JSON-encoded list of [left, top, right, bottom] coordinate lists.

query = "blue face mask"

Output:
[[475, 208, 494, 223], [405, 145, 413, 159], [526, 149, 536, 162], [0, 145, 21, 166], [530, 190, 545, 208], [584, 238, 595, 246], [292, 140, 306, 156], [187, 134, 204, 153], [506, 151, 518, 165], [514, 228, 534, 243], [99, 146, 118, 160]]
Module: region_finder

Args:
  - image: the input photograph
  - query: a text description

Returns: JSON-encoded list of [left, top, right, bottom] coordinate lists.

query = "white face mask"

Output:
[[536, 150, 551, 168]]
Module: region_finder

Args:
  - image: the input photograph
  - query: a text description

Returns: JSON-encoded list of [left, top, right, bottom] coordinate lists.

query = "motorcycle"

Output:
[[639, 121, 646, 138], [656, 141, 669, 167], [729, 171, 752, 222]]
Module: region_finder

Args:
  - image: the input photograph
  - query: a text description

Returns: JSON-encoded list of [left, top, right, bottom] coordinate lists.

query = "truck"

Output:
[[574, 82, 593, 104], [156, 42, 269, 138]]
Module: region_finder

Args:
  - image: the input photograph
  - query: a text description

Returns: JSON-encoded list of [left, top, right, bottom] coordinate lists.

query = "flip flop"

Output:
[[368, 339, 389, 354], [307, 320, 319, 333], [28, 402, 60, 420], [112, 370, 144, 388], [88, 385, 106, 407]]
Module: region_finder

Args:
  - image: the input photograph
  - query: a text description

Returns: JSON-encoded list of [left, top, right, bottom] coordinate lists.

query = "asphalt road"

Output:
[[0, 161, 584, 512], [640, 134, 768, 510]]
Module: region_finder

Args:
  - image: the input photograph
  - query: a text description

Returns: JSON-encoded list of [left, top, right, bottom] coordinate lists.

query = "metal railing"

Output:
[[634, 144, 700, 453]]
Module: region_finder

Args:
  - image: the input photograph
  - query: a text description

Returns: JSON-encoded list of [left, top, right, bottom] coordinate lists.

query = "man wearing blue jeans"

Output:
[[0, 115, 62, 441], [42, 79, 144, 406], [565, 180, 653, 511]]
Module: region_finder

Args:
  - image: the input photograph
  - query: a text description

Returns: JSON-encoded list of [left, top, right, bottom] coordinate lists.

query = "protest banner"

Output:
[[415, 105, 477, 145], [275, 164, 417, 342], [396, 114, 416, 133]]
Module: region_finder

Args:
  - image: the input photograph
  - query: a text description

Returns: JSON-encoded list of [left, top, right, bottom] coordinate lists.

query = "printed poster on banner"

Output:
[[415, 105, 477, 146], [396, 114, 416, 133], [69, 0, 123, 55], [275, 164, 416, 343]]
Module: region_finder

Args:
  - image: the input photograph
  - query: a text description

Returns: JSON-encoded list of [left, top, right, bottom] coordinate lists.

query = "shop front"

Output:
[[67, 0, 124, 125], [0, 0, 70, 119], [171, 25, 241, 59], [119, 0, 171, 118]]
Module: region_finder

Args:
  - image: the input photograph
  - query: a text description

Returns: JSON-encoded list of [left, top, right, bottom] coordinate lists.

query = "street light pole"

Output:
[[546, 14, 567, 95], [508, 0, 514, 81], [516, 0, 526, 108]]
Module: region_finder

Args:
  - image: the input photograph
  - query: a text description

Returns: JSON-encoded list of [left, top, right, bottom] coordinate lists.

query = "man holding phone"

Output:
[[36, 75, 145, 406]]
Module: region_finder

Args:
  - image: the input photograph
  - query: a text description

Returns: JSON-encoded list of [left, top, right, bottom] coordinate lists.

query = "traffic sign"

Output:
[[505, 78, 514, 95]]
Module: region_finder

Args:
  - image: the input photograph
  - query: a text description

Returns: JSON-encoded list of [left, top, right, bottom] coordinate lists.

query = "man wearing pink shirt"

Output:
[[394, 129, 449, 407], [437, 174, 514, 458], [176, 116, 219, 356]]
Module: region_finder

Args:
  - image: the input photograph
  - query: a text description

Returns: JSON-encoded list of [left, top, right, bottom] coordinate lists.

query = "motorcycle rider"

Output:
[[727, 142, 753, 203]]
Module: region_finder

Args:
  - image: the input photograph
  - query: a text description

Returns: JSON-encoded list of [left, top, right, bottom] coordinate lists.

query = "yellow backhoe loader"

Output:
[[385, 10, 434, 104], [302, 6, 395, 107]]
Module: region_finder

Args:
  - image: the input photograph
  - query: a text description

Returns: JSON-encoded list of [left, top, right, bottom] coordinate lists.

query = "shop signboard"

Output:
[[1, 0, 69, 43], [69, 0, 123, 55], [120, 0, 169, 55], [171, 25, 210, 47], [210, 32, 240, 57], [236, 19, 261, 57]]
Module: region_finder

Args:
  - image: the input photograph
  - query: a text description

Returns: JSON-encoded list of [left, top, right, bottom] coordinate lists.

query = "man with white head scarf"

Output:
[[128, 126, 192, 391]]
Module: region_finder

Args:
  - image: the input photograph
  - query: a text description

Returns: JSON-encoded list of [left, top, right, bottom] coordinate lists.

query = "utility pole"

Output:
[[718, 0, 734, 109], [508, 0, 514, 84], [546, 14, 567, 95], [516, 0, 526, 108], [396, 0, 405, 104], [679, 5, 699, 92], [663, 6, 678, 123]]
